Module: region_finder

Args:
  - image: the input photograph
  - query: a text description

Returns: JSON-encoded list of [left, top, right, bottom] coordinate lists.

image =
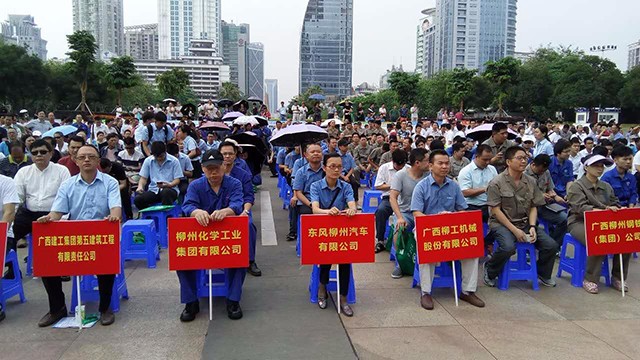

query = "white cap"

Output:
[[583, 154, 614, 167], [522, 135, 535, 143], [32, 130, 42, 137]]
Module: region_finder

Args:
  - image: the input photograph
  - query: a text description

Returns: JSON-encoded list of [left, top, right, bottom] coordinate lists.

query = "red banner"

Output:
[[415, 210, 484, 264], [0, 222, 7, 270], [584, 208, 640, 256], [168, 216, 250, 271], [300, 213, 376, 265], [32, 220, 121, 277]]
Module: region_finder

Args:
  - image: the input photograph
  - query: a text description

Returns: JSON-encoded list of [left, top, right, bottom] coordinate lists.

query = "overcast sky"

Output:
[[1, 0, 638, 104]]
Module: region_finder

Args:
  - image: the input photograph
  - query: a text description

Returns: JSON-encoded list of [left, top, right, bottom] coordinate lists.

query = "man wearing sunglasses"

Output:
[[8, 140, 70, 278]]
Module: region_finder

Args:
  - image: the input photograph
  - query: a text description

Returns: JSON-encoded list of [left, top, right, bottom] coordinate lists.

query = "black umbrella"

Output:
[[232, 99, 249, 112], [228, 131, 268, 155], [237, 144, 266, 176], [465, 123, 519, 143], [247, 96, 263, 104], [181, 103, 197, 117], [217, 99, 233, 107], [253, 115, 269, 127], [269, 124, 328, 147]]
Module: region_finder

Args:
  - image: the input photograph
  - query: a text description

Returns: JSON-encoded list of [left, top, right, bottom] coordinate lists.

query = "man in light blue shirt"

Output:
[[338, 138, 359, 202], [458, 144, 498, 224], [37, 145, 122, 327], [140, 112, 175, 157], [135, 141, 183, 210], [411, 149, 484, 311]]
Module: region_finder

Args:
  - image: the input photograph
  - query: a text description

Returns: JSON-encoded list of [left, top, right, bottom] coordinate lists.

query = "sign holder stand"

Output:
[[209, 269, 213, 320], [336, 265, 341, 314], [620, 254, 625, 298], [452, 261, 459, 307], [75, 276, 82, 331]]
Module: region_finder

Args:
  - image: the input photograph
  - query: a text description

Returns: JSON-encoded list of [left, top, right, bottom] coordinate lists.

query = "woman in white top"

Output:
[[410, 104, 419, 122]]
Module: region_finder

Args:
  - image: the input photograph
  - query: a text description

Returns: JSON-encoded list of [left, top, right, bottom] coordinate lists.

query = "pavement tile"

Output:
[[574, 319, 640, 359], [465, 320, 630, 360], [60, 335, 205, 360], [0, 340, 75, 360], [352, 262, 414, 290]]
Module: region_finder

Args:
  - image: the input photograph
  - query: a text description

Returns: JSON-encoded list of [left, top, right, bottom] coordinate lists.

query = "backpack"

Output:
[[147, 124, 169, 143]]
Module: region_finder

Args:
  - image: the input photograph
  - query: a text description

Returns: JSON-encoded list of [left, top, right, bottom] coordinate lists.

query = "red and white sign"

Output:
[[32, 220, 121, 277], [300, 213, 376, 265], [584, 208, 640, 256], [168, 216, 250, 271], [415, 210, 484, 264]]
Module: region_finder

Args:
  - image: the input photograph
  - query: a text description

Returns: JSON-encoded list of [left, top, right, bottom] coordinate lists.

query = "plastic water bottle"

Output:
[[75, 305, 85, 326]]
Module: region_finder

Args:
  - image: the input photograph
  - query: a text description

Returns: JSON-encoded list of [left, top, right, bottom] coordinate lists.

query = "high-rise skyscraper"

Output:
[[72, 0, 124, 60], [221, 21, 250, 94], [299, 0, 353, 99], [629, 40, 640, 70], [247, 42, 264, 100], [264, 79, 278, 114], [124, 24, 159, 60], [416, 8, 436, 78], [433, 0, 517, 73], [158, 0, 222, 60], [1, 15, 48, 60]]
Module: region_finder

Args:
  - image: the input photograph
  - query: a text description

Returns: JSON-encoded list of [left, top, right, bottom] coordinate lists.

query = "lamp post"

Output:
[[589, 45, 617, 57]]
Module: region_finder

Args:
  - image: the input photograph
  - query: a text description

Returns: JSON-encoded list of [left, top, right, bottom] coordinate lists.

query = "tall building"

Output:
[[247, 42, 264, 100], [72, 0, 124, 60], [629, 40, 640, 70], [264, 79, 278, 114], [299, 0, 353, 99], [379, 64, 405, 89], [416, 8, 436, 77], [158, 0, 222, 60], [134, 39, 229, 100], [124, 24, 159, 60], [433, 0, 517, 73], [221, 21, 250, 94], [1, 15, 47, 60]]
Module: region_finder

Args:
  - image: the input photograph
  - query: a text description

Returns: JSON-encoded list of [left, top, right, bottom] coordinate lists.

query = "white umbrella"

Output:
[[163, 98, 176, 103], [233, 116, 259, 126], [321, 119, 343, 127]]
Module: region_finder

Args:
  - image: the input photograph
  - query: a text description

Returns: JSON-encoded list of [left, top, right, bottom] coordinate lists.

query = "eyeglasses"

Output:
[[76, 155, 99, 161], [511, 156, 528, 162], [54, 136, 62, 139], [32, 150, 50, 156], [326, 165, 343, 171]]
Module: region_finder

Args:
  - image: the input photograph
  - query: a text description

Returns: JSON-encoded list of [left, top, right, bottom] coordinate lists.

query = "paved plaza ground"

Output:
[[2, 174, 640, 359]]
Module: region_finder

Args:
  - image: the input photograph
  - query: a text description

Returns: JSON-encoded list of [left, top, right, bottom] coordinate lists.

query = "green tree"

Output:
[[66, 30, 98, 112], [0, 42, 48, 110], [483, 57, 521, 116], [388, 72, 421, 105], [619, 66, 640, 110], [105, 56, 139, 106], [446, 68, 477, 112], [218, 82, 244, 102], [156, 68, 190, 100], [120, 81, 161, 110]]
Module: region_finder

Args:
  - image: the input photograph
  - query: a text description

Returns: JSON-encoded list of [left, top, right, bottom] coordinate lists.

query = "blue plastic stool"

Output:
[[556, 234, 611, 287], [308, 264, 356, 304], [360, 172, 371, 188], [196, 269, 229, 298], [122, 220, 159, 268], [70, 260, 129, 313], [282, 184, 292, 210], [1, 250, 27, 310], [496, 242, 539, 291], [26, 234, 33, 277], [412, 261, 462, 295], [141, 205, 178, 249], [362, 190, 382, 214]]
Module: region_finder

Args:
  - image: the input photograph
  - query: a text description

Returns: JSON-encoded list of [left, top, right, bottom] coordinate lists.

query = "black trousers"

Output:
[[8, 207, 48, 252], [42, 274, 115, 313], [290, 204, 312, 239], [120, 188, 133, 220], [319, 264, 351, 297], [134, 189, 178, 210], [374, 197, 392, 243]]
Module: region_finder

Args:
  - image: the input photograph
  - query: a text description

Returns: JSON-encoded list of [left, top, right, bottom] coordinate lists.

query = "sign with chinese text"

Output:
[[300, 214, 375, 265], [0, 222, 7, 271], [168, 216, 249, 271], [584, 208, 640, 256], [32, 220, 120, 277], [415, 211, 484, 264]]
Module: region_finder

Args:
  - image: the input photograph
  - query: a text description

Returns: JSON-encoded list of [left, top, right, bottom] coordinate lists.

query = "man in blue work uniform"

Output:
[[337, 138, 359, 203], [179, 149, 246, 321], [219, 141, 261, 277], [602, 145, 638, 208], [549, 139, 574, 198], [292, 143, 325, 246], [37, 145, 122, 327]]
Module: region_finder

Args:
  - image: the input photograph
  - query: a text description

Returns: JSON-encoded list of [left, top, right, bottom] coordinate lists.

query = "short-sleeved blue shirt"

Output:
[[229, 165, 255, 205], [338, 150, 356, 175], [293, 164, 324, 205], [182, 175, 243, 216], [51, 171, 121, 220], [549, 156, 574, 197], [285, 151, 301, 169], [310, 178, 354, 210], [410, 175, 468, 215], [139, 154, 184, 194], [601, 168, 638, 207]]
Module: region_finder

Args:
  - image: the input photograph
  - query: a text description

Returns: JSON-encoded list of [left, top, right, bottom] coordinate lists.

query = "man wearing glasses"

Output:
[[8, 140, 70, 274], [37, 145, 122, 326], [482, 122, 515, 174], [53, 132, 68, 156], [135, 141, 183, 210], [483, 146, 559, 288]]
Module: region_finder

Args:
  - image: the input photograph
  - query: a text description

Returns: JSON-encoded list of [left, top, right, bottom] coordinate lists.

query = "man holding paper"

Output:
[[411, 149, 485, 310], [37, 145, 122, 327], [179, 149, 245, 322]]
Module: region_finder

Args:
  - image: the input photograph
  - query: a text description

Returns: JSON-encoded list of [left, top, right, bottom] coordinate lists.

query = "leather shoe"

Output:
[[341, 304, 354, 317], [247, 262, 262, 277], [286, 235, 295, 242], [38, 307, 68, 327], [460, 292, 485, 308], [100, 310, 115, 326], [0, 309, 5, 322], [420, 294, 434, 310], [180, 301, 200, 322], [227, 302, 243, 320]]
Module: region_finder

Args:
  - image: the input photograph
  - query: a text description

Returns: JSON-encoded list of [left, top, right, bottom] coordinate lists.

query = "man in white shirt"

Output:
[[10, 139, 70, 271], [374, 149, 409, 253], [92, 118, 109, 141], [568, 137, 583, 177], [0, 172, 19, 321], [25, 111, 53, 134]]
